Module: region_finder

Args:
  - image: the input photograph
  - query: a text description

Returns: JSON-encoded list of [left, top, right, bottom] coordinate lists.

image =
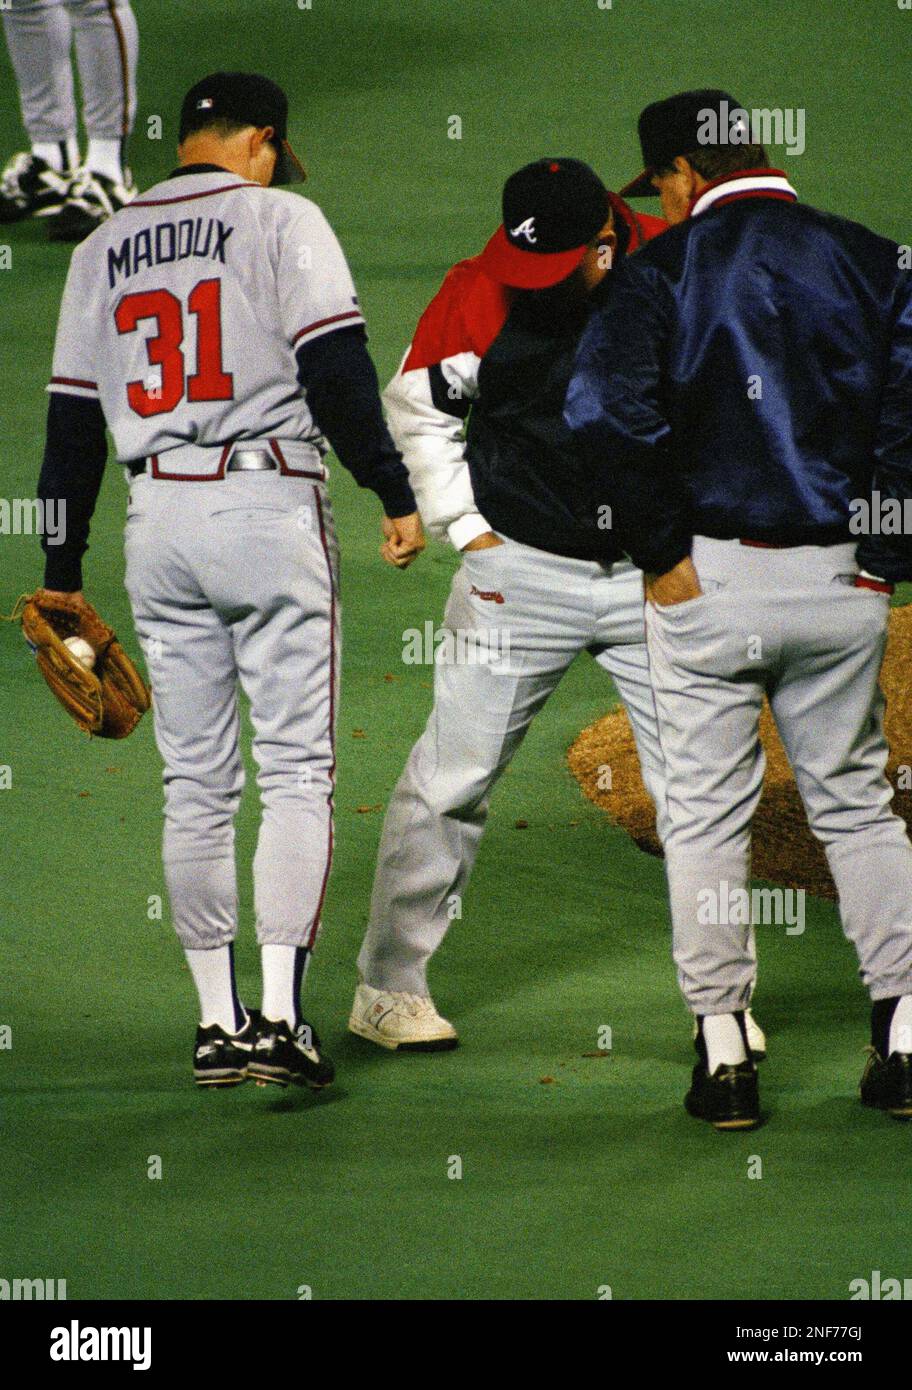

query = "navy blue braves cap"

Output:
[[621, 89, 744, 197], [179, 72, 306, 185]]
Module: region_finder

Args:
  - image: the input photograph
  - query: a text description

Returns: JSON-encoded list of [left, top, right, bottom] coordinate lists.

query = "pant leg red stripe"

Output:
[[308, 486, 337, 948], [105, 1, 131, 140]]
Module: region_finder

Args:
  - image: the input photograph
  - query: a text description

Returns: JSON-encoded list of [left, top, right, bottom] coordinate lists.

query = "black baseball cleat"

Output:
[[48, 166, 137, 242], [248, 1017, 335, 1090], [859, 1048, 912, 1119], [193, 1009, 258, 1088], [685, 1058, 761, 1131], [0, 151, 73, 223]]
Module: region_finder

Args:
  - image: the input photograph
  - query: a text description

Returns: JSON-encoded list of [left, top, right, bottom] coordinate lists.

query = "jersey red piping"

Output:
[[50, 376, 98, 390], [309, 486, 337, 947], [292, 310, 363, 344], [148, 444, 232, 480], [268, 438, 325, 479], [105, 0, 131, 140], [130, 183, 258, 207]]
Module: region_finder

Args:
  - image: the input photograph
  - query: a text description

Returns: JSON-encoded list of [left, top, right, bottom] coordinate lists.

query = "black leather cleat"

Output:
[[685, 1058, 760, 1130], [192, 1010, 258, 1088], [860, 1048, 912, 1119], [248, 1017, 335, 1090]]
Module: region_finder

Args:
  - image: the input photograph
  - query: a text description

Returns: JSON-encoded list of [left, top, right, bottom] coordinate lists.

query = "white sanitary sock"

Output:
[[889, 995, 912, 1055], [702, 1013, 747, 1071], [86, 136, 124, 183], [261, 945, 310, 1029], [32, 138, 79, 173], [185, 945, 244, 1032]]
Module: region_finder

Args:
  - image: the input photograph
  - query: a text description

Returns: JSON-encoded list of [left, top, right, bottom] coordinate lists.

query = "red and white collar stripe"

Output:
[[689, 168, 798, 219]]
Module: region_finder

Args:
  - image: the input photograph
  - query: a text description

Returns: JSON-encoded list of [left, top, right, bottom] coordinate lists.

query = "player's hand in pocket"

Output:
[[381, 512, 426, 569], [461, 531, 504, 552], [645, 555, 702, 607]]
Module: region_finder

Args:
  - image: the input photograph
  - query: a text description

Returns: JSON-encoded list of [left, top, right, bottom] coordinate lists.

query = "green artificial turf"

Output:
[[1, 0, 911, 1301]]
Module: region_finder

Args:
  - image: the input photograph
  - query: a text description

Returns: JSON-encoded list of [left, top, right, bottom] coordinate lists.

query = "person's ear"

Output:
[[675, 155, 701, 196], [251, 125, 273, 158]]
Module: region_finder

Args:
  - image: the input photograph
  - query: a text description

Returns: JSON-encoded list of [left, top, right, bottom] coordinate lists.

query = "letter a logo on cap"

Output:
[[510, 216, 537, 244]]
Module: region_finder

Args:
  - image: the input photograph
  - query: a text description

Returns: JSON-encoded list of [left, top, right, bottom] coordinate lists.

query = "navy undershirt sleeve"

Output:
[[38, 391, 108, 591], [295, 325, 416, 518]]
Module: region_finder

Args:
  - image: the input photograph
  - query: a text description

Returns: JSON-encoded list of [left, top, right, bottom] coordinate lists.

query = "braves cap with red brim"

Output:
[[478, 225, 590, 289], [477, 158, 610, 289]]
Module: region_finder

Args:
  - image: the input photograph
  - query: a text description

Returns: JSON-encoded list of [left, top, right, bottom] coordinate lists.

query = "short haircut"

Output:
[[657, 144, 770, 181], [179, 112, 252, 144]]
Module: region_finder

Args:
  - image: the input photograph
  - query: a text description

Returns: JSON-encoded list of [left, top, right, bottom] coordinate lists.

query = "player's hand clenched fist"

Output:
[[381, 512, 426, 569]]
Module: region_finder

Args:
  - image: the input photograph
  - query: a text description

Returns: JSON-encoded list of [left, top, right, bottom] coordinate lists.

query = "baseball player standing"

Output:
[[348, 158, 767, 1058], [565, 90, 912, 1129], [37, 72, 424, 1089], [0, 0, 138, 240]]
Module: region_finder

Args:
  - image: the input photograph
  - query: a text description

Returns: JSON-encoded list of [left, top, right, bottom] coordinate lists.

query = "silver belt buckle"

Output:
[[226, 448, 278, 473]]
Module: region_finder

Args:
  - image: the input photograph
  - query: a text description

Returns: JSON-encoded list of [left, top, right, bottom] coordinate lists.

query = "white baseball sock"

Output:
[[261, 945, 311, 1029], [702, 1013, 748, 1071], [889, 995, 912, 1055], [32, 138, 79, 173], [86, 137, 124, 183], [185, 945, 245, 1033]]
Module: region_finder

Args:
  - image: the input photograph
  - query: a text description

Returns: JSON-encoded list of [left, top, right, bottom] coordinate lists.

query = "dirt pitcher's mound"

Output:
[[568, 604, 912, 900]]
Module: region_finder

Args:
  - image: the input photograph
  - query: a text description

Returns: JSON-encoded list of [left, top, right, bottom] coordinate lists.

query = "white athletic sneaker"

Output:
[[348, 981, 458, 1051], [692, 1008, 767, 1061], [745, 1008, 767, 1061]]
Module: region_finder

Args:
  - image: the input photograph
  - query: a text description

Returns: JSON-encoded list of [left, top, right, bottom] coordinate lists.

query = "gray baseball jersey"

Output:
[[65, 169, 372, 955], [49, 171, 365, 472]]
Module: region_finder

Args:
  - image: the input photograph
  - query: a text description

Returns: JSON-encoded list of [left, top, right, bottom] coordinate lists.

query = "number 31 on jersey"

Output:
[[115, 277, 234, 417]]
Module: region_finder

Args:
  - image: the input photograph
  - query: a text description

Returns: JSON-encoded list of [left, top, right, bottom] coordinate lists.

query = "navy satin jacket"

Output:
[[564, 171, 912, 581]]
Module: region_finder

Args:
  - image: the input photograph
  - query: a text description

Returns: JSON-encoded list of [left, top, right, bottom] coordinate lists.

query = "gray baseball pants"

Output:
[[124, 469, 339, 953], [3, 0, 137, 143], [358, 537, 670, 995], [646, 536, 912, 1015]]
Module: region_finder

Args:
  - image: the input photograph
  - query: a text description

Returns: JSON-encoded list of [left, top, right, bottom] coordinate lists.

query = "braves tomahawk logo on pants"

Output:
[[37, 72, 422, 1089]]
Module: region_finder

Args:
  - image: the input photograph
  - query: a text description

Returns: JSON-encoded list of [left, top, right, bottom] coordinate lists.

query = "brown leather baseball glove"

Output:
[[17, 590, 151, 738]]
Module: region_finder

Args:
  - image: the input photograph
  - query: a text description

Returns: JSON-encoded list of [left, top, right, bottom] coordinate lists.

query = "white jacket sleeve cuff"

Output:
[[448, 513, 493, 551]]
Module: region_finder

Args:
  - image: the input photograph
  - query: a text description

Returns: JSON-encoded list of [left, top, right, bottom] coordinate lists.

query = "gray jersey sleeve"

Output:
[[48, 241, 102, 401], [278, 199, 366, 351]]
